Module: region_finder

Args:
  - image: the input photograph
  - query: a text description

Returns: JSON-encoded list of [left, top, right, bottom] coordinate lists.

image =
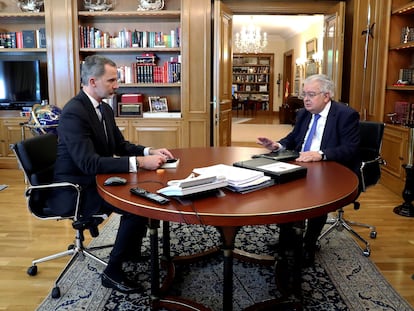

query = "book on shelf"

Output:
[[22, 30, 36, 48], [394, 101, 410, 124], [399, 68, 414, 84], [36, 28, 46, 48]]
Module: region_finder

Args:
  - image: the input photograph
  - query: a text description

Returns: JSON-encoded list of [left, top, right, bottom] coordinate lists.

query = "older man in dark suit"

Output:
[[258, 74, 360, 303], [50, 55, 174, 294]]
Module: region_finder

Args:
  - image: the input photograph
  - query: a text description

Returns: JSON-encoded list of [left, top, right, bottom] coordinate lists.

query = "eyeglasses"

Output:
[[301, 91, 325, 99]]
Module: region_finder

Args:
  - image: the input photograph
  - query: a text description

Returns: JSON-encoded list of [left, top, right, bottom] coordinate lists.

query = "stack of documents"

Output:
[[193, 164, 274, 194], [157, 175, 228, 196]]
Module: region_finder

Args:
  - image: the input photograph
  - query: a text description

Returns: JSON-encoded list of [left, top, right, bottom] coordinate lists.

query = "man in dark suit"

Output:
[[50, 55, 174, 294], [258, 74, 360, 303]]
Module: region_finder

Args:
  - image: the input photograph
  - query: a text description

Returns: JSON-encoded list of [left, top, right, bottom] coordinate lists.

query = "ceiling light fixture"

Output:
[[234, 17, 268, 54]]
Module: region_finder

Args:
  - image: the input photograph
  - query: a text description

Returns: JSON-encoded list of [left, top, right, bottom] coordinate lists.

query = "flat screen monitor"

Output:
[[0, 60, 42, 108]]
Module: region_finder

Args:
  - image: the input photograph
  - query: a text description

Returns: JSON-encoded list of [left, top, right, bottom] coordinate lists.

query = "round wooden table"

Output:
[[97, 147, 359, 311]]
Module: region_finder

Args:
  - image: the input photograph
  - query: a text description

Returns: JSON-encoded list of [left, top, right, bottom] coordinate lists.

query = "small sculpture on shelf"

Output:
[[15, 0, 44, 12], [83, 0, 115, 12], [137, 0, 164, 11]]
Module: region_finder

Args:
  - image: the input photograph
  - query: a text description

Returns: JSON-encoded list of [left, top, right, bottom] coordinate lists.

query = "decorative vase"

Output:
[[83, 0, 116, 12], [15, 0, 44, 12], [137, 0, 164, 11]]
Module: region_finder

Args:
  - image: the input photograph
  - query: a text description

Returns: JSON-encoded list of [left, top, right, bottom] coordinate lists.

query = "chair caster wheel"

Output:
[[363, 249, 370, 257], [370, 231, 377, 239], [27, 265, 37, 276], [51, 286, 61, 298]]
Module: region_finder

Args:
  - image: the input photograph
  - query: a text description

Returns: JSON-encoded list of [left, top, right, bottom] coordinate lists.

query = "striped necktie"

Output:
[[303, 114, 320, 151]]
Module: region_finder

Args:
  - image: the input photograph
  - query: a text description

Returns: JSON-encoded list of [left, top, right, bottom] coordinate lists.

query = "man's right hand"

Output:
[[257, 137, 279, 151], [136, 155, 166, 170]]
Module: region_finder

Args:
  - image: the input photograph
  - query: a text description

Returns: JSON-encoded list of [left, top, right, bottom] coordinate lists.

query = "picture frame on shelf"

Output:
[[306, 38, 317, 59], [149, 96, 168, 112]]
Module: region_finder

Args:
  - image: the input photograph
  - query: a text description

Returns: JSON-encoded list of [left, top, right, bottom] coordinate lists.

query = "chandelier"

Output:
[[234, 19, 268, 54]]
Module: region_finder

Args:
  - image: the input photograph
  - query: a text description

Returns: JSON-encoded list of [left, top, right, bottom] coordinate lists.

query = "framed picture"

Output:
[[305, 60, 318, 77], [306, 38, 317, 59], [149, 96, 168, 112]]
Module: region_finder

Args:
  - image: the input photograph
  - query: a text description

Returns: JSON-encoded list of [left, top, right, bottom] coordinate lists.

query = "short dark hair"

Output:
[[81, 55, 117, 86]]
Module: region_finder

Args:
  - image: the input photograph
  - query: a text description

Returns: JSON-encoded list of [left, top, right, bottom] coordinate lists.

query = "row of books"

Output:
[[117, 61, 181, 84], [400, 26, 414, 44], [399, 68, 414, 84], [0, 28, 46, 49], [79, 26, 181, 49], [394, 101, 414, 125]]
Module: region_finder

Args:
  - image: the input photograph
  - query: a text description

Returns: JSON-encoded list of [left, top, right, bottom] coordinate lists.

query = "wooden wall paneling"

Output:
[[182, 0, 211, 148], [348, 0, 391, 121], [130, 120, 182, 149], [45, 0, 77, 108]]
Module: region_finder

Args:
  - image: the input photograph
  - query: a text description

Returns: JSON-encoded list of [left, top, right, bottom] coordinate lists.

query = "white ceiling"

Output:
[[233, 15, 324, 39]]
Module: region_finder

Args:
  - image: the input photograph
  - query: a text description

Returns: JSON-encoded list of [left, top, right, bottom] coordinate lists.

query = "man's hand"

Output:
[[136, 148, 175, 170], [136, 155, 166, 170], [257, 137, 279, 151], [150, 148, 174, 159], [296, 151, 323, 162]]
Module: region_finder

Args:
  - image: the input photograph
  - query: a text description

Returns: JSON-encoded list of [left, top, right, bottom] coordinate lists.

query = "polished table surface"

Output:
[[96, 146, 359, 310], [97, 147, 359, 227]]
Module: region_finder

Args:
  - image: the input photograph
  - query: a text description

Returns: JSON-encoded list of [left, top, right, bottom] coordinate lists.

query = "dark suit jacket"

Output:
[[50, 90, 146, 216], [279, 100, 360, 174]]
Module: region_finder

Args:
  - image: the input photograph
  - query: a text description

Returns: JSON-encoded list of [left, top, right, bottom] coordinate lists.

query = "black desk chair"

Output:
[[232, 98, 243, 117], [318, 121, 386, 256], [11, 133, 111, 298]]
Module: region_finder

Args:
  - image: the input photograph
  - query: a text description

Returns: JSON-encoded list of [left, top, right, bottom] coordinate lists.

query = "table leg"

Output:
[[218, 226, 240, 311], [149, 219, 160, 302]]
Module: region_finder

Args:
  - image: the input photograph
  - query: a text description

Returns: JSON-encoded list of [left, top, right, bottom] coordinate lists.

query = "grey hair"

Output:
[[303, 74, 335, 99], [81, 55, 117, 86]]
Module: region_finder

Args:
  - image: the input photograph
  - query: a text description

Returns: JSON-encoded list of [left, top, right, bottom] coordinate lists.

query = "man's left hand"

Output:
[[296, 151, 323, 162]]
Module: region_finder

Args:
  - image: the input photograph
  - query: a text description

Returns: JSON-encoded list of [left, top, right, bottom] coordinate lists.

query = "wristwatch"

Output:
[[318, 150, 327, 161]]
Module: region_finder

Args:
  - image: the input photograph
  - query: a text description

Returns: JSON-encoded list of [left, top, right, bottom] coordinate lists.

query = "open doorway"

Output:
[[231, 14, 324, 124], [214, 1, 346, 145]]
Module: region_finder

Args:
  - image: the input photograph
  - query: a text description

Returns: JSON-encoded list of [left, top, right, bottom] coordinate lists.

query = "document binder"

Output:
[[233, 157, 307, 184]]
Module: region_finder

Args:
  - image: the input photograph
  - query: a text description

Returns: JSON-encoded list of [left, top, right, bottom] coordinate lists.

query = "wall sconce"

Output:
[[312, 52, 323, 72], [295, 57, 307, 96]]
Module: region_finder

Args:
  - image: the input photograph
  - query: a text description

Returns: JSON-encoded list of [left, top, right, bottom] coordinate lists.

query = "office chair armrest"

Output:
[[25, 182, 81, 198], [361, 156, 386, 167]]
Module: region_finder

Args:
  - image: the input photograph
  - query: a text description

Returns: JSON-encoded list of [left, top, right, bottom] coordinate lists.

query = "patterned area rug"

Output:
[[37, 214, 413, 311]]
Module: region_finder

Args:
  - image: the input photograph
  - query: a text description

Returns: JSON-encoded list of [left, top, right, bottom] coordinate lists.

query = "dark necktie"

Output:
[[96, 104, 103, 122], [303, 114, 321, 151], [97, 103, 108, 141]]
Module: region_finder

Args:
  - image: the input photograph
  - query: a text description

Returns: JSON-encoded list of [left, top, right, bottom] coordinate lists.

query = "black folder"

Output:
[[251, 149, 299, 162], [233, 157, 307, 184]]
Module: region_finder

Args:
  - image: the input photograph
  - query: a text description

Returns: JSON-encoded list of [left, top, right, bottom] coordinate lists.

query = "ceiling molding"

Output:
[[222, 0, 343, 14]]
